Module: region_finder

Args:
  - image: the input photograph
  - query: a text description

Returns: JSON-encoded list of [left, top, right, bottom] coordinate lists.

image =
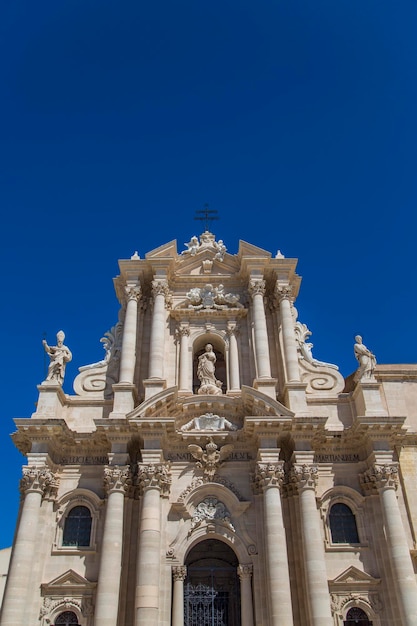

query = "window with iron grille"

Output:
[[329, 502, 359, 544], [62, 505, 92, 547]]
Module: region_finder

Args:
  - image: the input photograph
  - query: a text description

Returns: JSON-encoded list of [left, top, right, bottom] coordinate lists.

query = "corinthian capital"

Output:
[[275, 283, 293, 302], [237, 564, 253, 580], [152, 280, 172, 306], [360, 463, 399, 494], [172, 565, 187, 581], [138, 463, 171, 496], [289, 463, 318, 490], [254, 462, 285, 492], [124, 284, 142, 303], [20, 467, 59, 499], [104, 465, 132, 495], [248, 278, 266, 298]]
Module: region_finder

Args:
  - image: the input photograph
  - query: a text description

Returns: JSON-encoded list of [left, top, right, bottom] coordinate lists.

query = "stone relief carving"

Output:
[[181, 232, 227, 261], [42, 330, 72, 385], [181, 412, 238, 432], [354, 335, 377, 382], [294, 321, 345, 396], [188, 437, 234, 481], [190, 497, 234, 532], [20, 467, 59, 500], [186, 283, 241, 310], [73, 322, 123, 399], [197, 343, 223, 395]]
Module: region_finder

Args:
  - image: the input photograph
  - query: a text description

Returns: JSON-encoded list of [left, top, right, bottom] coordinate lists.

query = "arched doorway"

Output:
[[344, 607, 373, 625], [54, 611, 80, 626], [184, 539, 240, 626]]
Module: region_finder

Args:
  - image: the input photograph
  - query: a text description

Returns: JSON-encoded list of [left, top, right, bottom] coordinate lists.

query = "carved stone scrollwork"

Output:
[[253, 462, 285, 492], [125, 284, 142, 303], [137, 463, 172, 496], [19, 467, 59, 500], [288, 464, 318, 490], [237, 564, 253, 580], [103, 466, 132, 496], [248, 279, 266, 298], [190, 497, 235, 533], [172, 565, 187, 581], [152, 280, 172, 307], [360, 463, 399, 494]]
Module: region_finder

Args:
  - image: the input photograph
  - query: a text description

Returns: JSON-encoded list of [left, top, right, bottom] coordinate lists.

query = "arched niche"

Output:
[[192, 334, 227, 394]]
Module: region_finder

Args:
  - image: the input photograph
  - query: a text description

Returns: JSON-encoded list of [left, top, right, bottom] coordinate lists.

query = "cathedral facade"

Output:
[[1, 231, 417, 626]]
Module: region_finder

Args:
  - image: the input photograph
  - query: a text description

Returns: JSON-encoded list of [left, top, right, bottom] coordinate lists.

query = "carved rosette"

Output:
[[124, 284, 142, 303], [253, 462, 285, 493], [138, 463, 172, 497], [360, 463, 399, 494], [152, 280, 172, 308], [237, 564, 253, 580], [248, 279, 266, 298], [172, 565, 187, 582], [19, 467, 59, 500], [288, 464, 319, 491], [103, 466, 132, 496]]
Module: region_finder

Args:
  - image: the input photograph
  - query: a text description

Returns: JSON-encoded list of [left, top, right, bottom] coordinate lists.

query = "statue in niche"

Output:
[[354, 335, 377, 382], [197, 344, 223, 395], [295, 322, 339, 369], [42, 330, 72, 385]]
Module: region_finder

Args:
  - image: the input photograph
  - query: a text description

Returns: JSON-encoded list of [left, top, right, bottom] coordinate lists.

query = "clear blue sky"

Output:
[[1, 0, 416, 549]]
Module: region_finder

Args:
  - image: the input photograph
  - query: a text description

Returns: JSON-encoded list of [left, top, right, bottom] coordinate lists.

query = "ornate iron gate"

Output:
[[184, 567, 240, 626]]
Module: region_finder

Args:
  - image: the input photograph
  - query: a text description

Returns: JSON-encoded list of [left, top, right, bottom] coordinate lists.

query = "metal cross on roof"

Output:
[[194, 203, 219, 232]]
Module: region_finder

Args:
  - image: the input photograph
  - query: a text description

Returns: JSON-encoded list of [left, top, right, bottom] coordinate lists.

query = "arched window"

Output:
[[62, 505, 92, 547], [55, 611, 80, 625], [344, 606, 373, 625], [329, 503, 359, 544]]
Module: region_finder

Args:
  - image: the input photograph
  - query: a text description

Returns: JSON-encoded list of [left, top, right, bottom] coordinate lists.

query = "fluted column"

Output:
[[275, 284, 300, 382], [172, 566, 187, 626], [1, 467, 59, 626], [238, 564, 254, 626], [361, 463, 417, 625], [119, 284, 141, 383], [254, 462, 294, 625], [135, 463, 171, 626], [94, 466, 131, 626], [227, 322, 240, 391], [290, 463, 333, 626], [248, 279, 271, 378], [148, 280, 170, 379], [178, 324, 190, 392]]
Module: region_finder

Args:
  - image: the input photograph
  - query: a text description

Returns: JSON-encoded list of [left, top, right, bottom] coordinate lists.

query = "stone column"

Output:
[[94, 466, 131, 626], [238, 564, 254, 626], [290, 463, 333, 626], [254, 462, 294, 625], [119, 284, 141, 384], [227, 322, 240, 392], [361, 463, 417, 625], [275, 284, 300, 382], [172, 565, 187, 626], [1, 467, 58, 626], [248, 279, 271, 379], [135, 463, 171, 626], [178, 324, 191, 392], [148, 280, 170, 380]]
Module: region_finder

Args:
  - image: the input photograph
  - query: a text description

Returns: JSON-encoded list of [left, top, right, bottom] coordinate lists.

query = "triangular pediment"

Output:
[[330, 566, 380, 586], [145, 239, 178, 259], [238, 240, 272, 259], [41, 569, 95, 593]]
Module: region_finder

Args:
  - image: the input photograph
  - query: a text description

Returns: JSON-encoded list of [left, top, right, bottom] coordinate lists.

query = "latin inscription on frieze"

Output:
[[314, 453, 360, 463], [60, 456, 109, 465], [166, 451, 252, 462]]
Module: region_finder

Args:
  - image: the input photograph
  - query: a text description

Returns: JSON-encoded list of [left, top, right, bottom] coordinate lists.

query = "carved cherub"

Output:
[[188, 437, 234, 481]]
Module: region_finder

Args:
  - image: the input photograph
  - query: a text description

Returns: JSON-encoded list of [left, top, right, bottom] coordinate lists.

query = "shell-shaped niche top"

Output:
[[181, 231, 227, 262]]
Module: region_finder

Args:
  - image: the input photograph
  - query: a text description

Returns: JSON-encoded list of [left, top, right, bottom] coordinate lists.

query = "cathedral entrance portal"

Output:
[[184, 539, 240, 626]]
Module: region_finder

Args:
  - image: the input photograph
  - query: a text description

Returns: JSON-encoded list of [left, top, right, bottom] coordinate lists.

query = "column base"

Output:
[[144, 378, 167, 400], [282, 382, 309, 415], [110, 382, 138, 418], [33, 383, 67, 418], [352, 380, 388, 417], [253, 378, 277, 399]]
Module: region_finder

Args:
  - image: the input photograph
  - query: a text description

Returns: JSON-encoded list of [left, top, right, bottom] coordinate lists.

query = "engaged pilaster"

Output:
[[254, 461, 294, 626], [226, 321, 240, 393], [289, 461, 333, 626], [1, 467, 59, 626], [94, 466, 131, 626], [144, 279, 171, 399], [135, 463, 171, 626], [248, 278, 276, 397], [177, 324, 191, 394], [360, 462, 417, 625], [172, 566, 187, 626], [237, 564, 254, 626]]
